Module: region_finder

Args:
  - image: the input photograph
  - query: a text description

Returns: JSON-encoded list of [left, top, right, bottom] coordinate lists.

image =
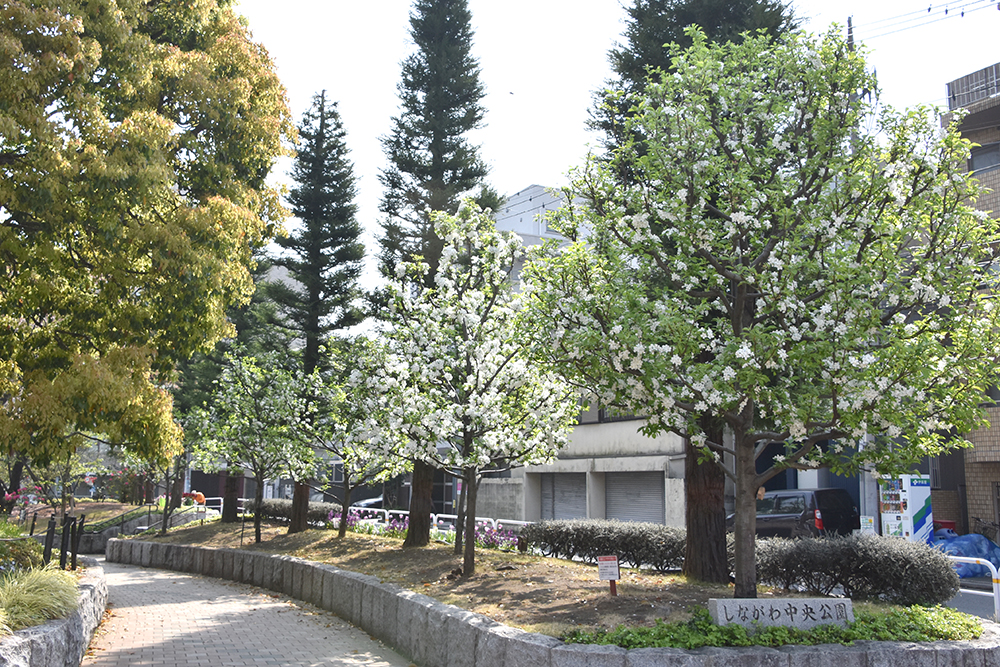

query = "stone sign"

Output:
[[708, 598, 854, 630]]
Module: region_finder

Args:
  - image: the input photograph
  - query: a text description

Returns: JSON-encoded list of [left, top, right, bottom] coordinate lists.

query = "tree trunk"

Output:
[[253, 475, 265, 544], [287, 480, 310, 534], [159, 468, 173, 536], [683, 418, 729, 584], [462, 471, 479, 576], [338, 474, 353, 538], [0, 460, 24, 515], [221, 472, 239, 523], [454, 473, 466, 555], [403, 460, 435, 547], [732, 431, 758, 598]]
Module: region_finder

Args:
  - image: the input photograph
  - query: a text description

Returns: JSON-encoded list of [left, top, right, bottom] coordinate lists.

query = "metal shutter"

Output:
[[605, 472, 665, 524], [540, 473, 588, 520]]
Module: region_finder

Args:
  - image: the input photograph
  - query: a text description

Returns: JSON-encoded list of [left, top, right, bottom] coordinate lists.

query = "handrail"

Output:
[[948, 555, 1000, 620], [83, 504, 156, 533]]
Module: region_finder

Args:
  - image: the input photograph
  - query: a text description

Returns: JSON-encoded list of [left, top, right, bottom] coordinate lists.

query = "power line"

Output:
[[852, 0, 998, 41]]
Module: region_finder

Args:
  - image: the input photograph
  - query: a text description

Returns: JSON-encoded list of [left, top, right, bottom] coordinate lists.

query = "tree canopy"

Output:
[[377, 0, 498, 282], [366, 204, 578, 574], [0, 0, 294, 464], [524, 28, 1000, 597], [270, 90, 365, 376]]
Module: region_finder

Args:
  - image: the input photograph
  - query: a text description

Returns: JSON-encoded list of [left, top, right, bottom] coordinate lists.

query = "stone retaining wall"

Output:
[[0, 557, 107, 667], [106, 539, 1000, 667]]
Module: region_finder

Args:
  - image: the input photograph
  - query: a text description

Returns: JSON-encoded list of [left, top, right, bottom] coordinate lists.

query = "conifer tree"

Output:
[[378, 0, 497, 547], [270, 91, 365, 534], [272, 91, 365, 376], [377, 0, 498, 284]]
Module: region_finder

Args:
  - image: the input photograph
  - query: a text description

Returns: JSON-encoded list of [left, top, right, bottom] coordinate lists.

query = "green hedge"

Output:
[[244, 499, 341, 525], [756, 534, 959, 605], [520, 519, 686, 572], [524, 520, 958, 606]]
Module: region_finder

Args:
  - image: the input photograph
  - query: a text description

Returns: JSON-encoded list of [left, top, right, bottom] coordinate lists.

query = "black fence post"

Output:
[[29, 512, 37, 536], [71, 514, 85, 571], [42, 517, 56, 565], [59, 515, 72, 569]]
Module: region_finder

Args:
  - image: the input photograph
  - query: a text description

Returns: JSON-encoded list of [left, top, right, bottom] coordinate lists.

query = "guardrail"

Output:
[[336, 508, 532, 534], [203, 497, 249, 516], [948, 555, 1000, 620]]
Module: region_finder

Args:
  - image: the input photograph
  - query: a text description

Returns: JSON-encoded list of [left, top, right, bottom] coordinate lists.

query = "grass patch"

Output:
[[0, 565, 78, 635], [563, 605, 983, 649]]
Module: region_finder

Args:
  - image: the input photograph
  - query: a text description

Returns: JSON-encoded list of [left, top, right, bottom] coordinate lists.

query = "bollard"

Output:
[[71, 514, 85, 570], [42, 517, 56, 565], [59, 515, 73, 569]]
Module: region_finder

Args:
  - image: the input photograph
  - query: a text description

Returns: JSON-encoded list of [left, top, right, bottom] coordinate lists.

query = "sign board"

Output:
[[597, 555, 620, 581], [858, 515, 876, 535], [708, 598, 854, 630]]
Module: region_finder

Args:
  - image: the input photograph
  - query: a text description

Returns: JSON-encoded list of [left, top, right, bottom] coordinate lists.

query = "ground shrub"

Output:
[[756, 534, 959, 605], [0, 521, 42, 575], [563, 605, 980, 649], [245, 499, 341, 525], [0, 565, 78, 635], [521, 519, 685, 571]]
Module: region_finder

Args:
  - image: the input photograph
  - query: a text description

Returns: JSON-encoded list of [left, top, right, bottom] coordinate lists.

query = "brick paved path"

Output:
[[82, 558, 413, 667]]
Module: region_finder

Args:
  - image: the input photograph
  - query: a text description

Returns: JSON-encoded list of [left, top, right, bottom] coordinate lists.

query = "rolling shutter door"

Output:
[[540, 473, 588, 520], [605, 472, 665, 524]]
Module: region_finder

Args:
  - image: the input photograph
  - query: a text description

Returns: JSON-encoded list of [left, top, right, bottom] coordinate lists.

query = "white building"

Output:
[[481, 185, 687, 526]]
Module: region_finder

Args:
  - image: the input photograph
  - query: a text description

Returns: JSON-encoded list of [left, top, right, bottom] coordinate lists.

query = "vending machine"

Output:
[[878, 475, 934, 544]]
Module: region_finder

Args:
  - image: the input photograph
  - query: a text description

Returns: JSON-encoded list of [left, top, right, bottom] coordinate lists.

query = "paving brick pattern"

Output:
[[82, 559, 413, 667]]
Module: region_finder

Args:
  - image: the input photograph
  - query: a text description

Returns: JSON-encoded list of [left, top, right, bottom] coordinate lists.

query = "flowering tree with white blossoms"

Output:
[[373, 203, 579, 575], [294, 339, 412, 538], [522, 28, 1000, 597], [191, 349, 316, 544]]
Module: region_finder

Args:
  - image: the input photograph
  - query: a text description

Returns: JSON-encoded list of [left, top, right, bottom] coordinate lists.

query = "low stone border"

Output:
[[106, 539, 1000, 667], [0, 556, 108, 667]]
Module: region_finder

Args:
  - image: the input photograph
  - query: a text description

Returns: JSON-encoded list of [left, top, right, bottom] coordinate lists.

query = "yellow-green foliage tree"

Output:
[[0, 0, 294, 465]]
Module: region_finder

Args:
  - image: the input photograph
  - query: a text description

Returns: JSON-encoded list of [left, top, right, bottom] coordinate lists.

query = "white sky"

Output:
[[235, 0, 1000, 284]]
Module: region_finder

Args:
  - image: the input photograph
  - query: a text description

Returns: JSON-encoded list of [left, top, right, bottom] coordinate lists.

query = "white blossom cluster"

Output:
[[363, 203, 579, 478], [522, 28, 1000, 485]]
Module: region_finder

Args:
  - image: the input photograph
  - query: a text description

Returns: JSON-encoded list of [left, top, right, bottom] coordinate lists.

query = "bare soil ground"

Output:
[[137, 517, 801, 637]]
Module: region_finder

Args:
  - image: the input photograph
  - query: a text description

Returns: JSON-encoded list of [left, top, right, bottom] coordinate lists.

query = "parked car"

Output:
[[726, 488, 861, 538], [351, 495, 383, 509]]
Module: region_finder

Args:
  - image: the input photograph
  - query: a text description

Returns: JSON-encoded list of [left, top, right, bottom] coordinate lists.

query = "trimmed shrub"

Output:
[[756, 534, 959, 605], [244, 499, 341, 525], [521, 519, 686, 572]]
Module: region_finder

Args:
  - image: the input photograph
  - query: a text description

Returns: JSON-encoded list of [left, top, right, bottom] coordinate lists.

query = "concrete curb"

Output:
[[0, 556, 108, 667], [106, 539, 1000, 667]]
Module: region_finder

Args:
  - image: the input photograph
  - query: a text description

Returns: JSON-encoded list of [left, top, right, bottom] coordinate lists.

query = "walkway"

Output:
[[82, 558, 413, 667]]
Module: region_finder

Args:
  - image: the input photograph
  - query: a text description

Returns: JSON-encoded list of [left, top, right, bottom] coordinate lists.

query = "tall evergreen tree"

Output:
[[271, 91, 365, 375], [592, 0, 798, 585], [377, 0, 499, 283], [610, 0, 797, 92], [270, 91, 365, 534], [378, 0, 497, 548]]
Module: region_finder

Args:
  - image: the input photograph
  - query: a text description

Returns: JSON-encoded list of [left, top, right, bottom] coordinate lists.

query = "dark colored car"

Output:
[[727, 488, 861, 538]]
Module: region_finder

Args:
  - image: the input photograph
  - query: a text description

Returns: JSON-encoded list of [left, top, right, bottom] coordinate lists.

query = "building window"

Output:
[[971, 143, 1000, 173]]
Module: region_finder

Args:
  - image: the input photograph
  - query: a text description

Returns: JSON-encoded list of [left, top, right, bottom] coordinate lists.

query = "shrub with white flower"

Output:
[[523, 28, 1000, 597]]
